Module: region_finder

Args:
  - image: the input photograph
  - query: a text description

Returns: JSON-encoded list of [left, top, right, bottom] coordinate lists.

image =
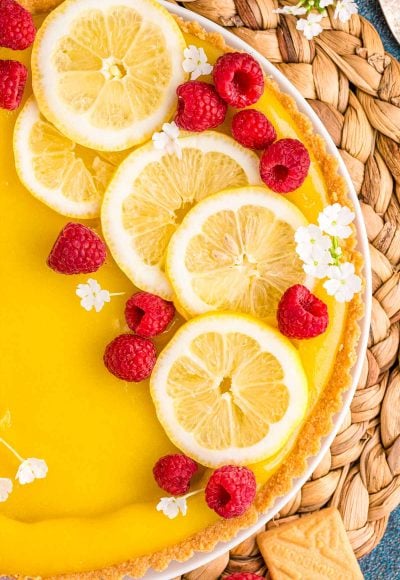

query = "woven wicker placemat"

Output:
[[167, 1, 400, 577]]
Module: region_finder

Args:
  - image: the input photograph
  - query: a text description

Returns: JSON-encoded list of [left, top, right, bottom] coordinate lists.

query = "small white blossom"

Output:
[[273, 5, 307, 16], [296, 12, 324, 40], [156, 496, 188, 519], [76, 278, 111, 313], [302, 245, 333, 278], [0, 478, 12, 502], [183, 45, 213, 80], [334, 0, 358, 23], [152, 122, 182, 159], [295, 224, 331, 262], [16, 458, 48, 485], [318, 203, 355, 239], [324, 262, 362, 302], [320, 0, 334, 7]]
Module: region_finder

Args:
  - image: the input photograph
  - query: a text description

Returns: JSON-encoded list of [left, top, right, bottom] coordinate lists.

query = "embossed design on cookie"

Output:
[[257, 507, 363, 579]]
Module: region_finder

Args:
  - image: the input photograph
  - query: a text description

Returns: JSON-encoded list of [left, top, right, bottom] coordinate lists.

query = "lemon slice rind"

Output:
[[166, 186, 314, 319], [31, 0, 187, 151], [150, 312, 309, 467], [13, 96, 114, 219], [101, 132, 262, 300]]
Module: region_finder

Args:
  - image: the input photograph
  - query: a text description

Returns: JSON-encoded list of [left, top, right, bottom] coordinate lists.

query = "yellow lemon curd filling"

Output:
[[0, 32, 347, 576]]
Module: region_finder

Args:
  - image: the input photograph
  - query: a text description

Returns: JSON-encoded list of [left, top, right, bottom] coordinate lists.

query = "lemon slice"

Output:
[[150, 312, 309, 467], [167, 186, 312, 322], [31, 0, 187, 151], [101, 132, 262, 299], [13, 96, 121, 219]]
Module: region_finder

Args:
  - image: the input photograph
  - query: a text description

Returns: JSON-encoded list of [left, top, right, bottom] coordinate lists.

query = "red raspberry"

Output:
[[260, 138, 310, 193], [0, 59, 27, 110], [125, 292, 175, 338], [205, 465, 256, 519], [213, 52, 264, 109], [175, 81, 227, 132], [104, 334, 156, 382], [225, 574, 263, 580], [47, 223, 106, 275], [0, 0, 36, 50], [153, 454, 198, 496], [277, 285, 329, 339], [232, 109, 276, 150]]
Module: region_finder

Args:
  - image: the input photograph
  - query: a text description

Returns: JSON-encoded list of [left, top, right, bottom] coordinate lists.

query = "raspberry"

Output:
[[125, 292, 175, 338], [205, 465, 256, 519], [104, 334, 156, 382], [0, 0, 36, 50], [0, 59, 27, 110], [153, 454, 198, 496], [277, 285, 329, 339], [213, 52, 264, 109], [175, 81, 227, 132], [260, 138, 310, 193], [232, 109, 276, 150], [47, 223, 106, 275], [225, 574, 263, 580]]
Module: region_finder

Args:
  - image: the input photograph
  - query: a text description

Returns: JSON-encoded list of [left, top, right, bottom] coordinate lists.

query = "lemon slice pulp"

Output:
[[31, 0, 187, 151], [101, 132, 262, 299], [167, 186, 312, 322], [150, 312, 309, 467], [13, 96, 120, 219]]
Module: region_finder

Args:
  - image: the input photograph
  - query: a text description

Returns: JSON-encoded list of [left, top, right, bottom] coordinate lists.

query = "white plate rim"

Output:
[[142, 2, 372, 578]]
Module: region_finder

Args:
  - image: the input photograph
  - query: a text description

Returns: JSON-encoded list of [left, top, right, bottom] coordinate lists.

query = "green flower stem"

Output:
[[185, 488, 204, 499], [0, 438, 24, 463], [298, 0, 332, 13], [330, 236, 342, 266]]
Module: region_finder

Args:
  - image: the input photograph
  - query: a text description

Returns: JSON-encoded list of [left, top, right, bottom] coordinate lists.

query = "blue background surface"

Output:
[[355, 2, 399, 579], [359, 0, 400, 58], [360, 509, 400, 578]]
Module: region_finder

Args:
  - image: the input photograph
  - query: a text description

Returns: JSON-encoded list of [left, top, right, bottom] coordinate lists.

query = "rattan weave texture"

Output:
[[171, 1, 400, 577]]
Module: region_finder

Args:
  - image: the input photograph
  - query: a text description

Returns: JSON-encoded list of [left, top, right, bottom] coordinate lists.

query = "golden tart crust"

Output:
[[9, 16, 363, 580], [19, 0, 63, 12]]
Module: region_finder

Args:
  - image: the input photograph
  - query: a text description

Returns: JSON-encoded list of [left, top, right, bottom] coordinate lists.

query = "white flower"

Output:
[[295, 224, 331, 262], [334, 0, 358, 23], [273, 5, 307, 16], [296, 12, 324, 40], [295, 224, 334, 277], [320, 0, 334, 7], [76, 278, 111, 313], [323, 262, 362, 302], [318, 203, 355, 239], [183, 45, 213, 80], [0, 478, 12, 502], [152, 122, 182, 159], [156, 496, 188, 519], [302, 244, 333, 278], [16, 458, 48, 485]]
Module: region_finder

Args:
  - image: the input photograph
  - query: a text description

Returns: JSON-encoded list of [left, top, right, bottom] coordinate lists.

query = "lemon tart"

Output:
[[0, 0, 363, 577]]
